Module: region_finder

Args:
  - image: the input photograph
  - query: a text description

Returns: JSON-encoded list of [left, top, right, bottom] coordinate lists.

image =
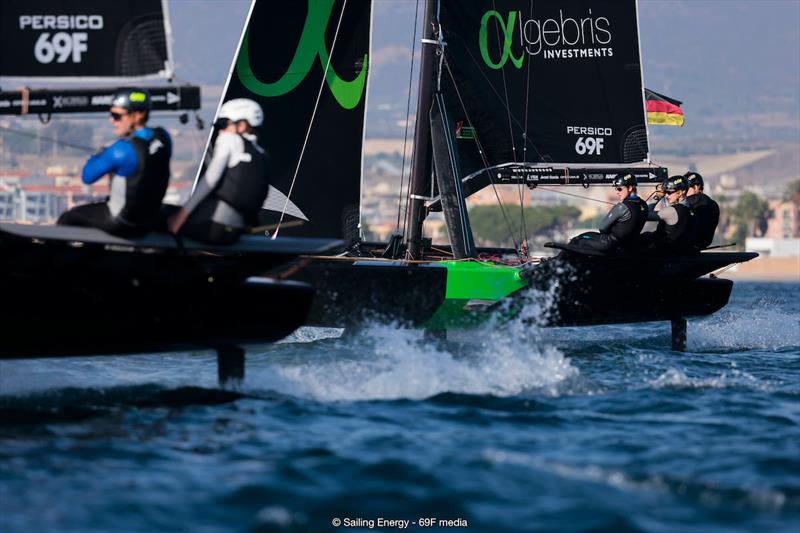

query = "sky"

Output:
[[166, 0, 800, 144]]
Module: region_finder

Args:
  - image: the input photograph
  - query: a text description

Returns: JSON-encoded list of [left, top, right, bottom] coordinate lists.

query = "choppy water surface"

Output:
[[1, 282, 799, 532]]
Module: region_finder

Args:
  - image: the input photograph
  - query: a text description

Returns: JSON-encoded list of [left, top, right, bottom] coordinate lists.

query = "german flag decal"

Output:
[[645, 88, 685, 127]]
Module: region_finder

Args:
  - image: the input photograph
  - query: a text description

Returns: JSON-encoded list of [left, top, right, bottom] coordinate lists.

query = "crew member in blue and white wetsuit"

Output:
[[57, 88, 172, 237], [570, 173, 649, 252], [167, 98, 270, 245]]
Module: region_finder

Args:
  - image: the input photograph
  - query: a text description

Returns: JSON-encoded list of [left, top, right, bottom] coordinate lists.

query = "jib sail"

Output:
[[211, 0, 372, 240], [0, 0, 174, 80], [437, 0, 650, 180]]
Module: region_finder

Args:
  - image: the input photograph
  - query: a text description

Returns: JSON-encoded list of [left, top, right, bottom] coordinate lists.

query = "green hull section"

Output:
[[423, 261, 528, 329]]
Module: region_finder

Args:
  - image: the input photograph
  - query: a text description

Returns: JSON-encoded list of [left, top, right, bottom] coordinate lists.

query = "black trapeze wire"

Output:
[[441, 57, 521, 257], [396, 0, 421, 234], [491, 0, 528, 256], [273, 0, 349, 238], [0, 124, 95, 154]]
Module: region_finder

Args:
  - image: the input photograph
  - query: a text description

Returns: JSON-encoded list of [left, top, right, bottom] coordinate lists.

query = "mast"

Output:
[[404, 0, 437, 260]]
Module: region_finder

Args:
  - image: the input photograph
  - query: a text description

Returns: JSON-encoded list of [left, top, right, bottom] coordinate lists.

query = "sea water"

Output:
[[1, 282, 798, 532]]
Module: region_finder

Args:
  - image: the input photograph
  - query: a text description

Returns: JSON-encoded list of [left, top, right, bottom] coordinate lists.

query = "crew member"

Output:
[[57, 88, 172, 237], [684, 171, 720, 250], [570, 173, 648, 252], [640, 175, 697, 254], [166, 98, 270, 244]]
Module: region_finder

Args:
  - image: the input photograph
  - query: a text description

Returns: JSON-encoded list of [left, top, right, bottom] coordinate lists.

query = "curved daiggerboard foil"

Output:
[[0, 0, 173, 80]]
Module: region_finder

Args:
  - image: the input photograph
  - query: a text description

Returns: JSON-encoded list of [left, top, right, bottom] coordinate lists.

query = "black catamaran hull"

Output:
[[290, 258, 448, 327], [0, 223, 340, 359], [0, 274, 313, 359], [287, 249, 757, 330], [521, 251, 746, 327]]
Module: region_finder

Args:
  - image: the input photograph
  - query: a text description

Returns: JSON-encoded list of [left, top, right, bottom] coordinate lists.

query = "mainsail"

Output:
[[437, 0, 651, 179], [210, 0, 372, 240], [0, 0, 174, 80]]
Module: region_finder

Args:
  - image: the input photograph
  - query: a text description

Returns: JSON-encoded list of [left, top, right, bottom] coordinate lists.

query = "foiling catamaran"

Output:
[[0, 0, 341, 382], [217, 0, 756, 349]]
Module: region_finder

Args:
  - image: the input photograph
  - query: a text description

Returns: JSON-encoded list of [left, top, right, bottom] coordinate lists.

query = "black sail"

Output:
[[213, 0, 372, 240], [0, 0, 173, 79], [438, 0, 649, 180]]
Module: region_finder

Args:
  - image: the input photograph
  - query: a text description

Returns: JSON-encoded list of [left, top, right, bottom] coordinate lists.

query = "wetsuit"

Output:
[[571, 194, 648, 252], [177, 132, 270, 244], [685, 192, 720, 250], [640, 200, 698, 254], [57, 127, 172, 237]]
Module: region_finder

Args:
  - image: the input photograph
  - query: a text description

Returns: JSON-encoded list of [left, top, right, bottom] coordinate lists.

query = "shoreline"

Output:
[[722, 255, 800, 282]]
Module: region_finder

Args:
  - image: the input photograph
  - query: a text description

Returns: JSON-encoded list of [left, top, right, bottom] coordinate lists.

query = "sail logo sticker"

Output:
[[19, 15, 104, 65], [236, 0, 368, 110], [567, 126, 611, 156], [479, 8, 614, 68], [479, 11, 524, 69]]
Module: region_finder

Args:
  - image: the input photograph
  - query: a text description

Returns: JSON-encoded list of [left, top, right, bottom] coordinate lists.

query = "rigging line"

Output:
[[442, 57, 521, 257], [491, 0, 526, 255], [272, 0, 349, 239], [536, 186, 615, 205], [458, 43, 545, 162], [395, 0, 421, 232], [0, 125, 95, 154], [518, 0, 534, 254], [491, 0, 517, 165]]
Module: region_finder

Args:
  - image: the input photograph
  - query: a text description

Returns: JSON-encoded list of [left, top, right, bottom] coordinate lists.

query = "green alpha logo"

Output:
[[235, 0, 368, 110], [479, 10, 523, 70]]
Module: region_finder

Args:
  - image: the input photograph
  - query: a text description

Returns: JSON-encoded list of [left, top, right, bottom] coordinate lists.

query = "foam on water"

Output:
[[689, 301, 800, 351], [649, 367, 773, 391], [278, 326, 344, 344], [245, 282, 579, 402], [246, 322, 577, 402]]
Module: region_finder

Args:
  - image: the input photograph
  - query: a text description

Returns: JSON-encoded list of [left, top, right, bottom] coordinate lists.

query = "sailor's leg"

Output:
[[57, 202, 115, 229], [215, 344, 245, 386], [572, 232, 617, 252], [671, 317, 687, 351]]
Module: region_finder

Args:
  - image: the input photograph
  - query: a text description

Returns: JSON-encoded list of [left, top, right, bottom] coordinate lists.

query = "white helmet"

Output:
[[218, 98, 263, 127]]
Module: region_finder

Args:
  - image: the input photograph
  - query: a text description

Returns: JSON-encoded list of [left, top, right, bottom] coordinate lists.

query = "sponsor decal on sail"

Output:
[[479, 6, 615, 69]]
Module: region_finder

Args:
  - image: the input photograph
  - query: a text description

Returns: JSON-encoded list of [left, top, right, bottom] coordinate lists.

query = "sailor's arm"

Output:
[[652, 205, 679, 225], [647, 198, 666, 221], [168, 134, 235, 233], [598, 203, 629, 233], [81, 141, 136, 184]]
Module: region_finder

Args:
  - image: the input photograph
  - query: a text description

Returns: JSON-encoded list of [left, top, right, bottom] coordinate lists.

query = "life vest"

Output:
[[686, 193, 720, 249], [214, 135, 270, 225], [610, 196, 649, 244], [656, 202, 697, 253], [119, 127, 171, 228]]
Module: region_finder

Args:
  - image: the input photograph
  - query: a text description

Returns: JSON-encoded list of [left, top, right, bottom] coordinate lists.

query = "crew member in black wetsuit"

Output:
[[640, 175, 697, 254], [570, 173, 649, 252], [684, 171, 720, 250], [57, 88, 172, 237], [167, 98, 270, 244]]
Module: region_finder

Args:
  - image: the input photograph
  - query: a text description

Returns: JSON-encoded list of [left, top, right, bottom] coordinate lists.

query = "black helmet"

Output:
[[663, 175, 688, 193], [110, 88, 152, 112], [612, 173, 637, 188], [685, 171, 704, 189]]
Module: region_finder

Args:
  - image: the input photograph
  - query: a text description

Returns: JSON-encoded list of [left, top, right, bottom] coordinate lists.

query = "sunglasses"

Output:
[[615, 187, 624, 192], [110, 111, 128, 121]]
